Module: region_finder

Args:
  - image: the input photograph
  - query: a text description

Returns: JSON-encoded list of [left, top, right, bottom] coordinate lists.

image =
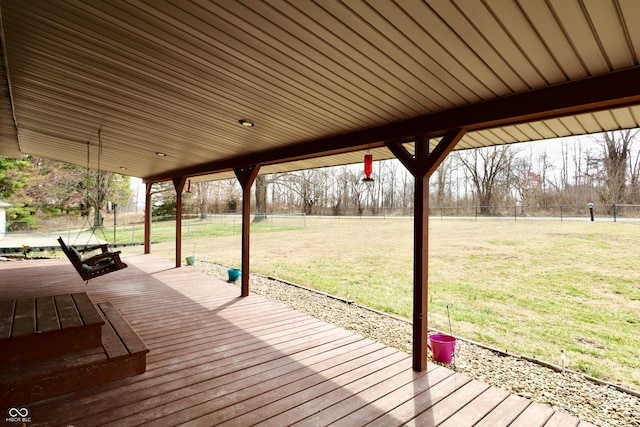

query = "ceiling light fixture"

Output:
[[238, 119, 254, 127], [156, 152, 166, 157]]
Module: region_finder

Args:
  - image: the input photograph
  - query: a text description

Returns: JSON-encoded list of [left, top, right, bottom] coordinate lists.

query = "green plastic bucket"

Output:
[[228, 268, 241, 282]]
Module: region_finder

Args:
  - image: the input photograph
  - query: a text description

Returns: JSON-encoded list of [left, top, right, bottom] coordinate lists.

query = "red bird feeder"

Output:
[[363, 153, 374, 182]]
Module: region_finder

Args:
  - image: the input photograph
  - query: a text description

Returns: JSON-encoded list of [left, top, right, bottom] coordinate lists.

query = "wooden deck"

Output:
[[0, 254, 595, 426]]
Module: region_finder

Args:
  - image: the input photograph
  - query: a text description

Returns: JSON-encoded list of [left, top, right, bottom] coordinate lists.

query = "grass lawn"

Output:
[[120, 217, 640, 390]]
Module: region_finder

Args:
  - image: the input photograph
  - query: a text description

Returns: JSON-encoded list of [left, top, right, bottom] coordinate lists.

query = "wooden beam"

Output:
[[385, 129, 466, 177], [387, 130, 465, 372], [385, 140, 415, 173], [413, 134, 430, 372], [424, 128, 466, 177], [144, 182, 152, 254], [234, 165, 261, 297], [144, 66, 640, 183], [172, 177, 187, 269]]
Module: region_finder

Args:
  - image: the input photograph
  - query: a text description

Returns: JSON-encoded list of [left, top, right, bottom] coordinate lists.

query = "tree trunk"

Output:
[[253, 174, 267, 222]]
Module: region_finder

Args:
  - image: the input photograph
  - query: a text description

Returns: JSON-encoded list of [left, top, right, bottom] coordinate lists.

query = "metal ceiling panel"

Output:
[[0, 0, 639, 182], [611, 107, 639, 129], [549, 0, 610, 75], [516, 0, 586, 79]]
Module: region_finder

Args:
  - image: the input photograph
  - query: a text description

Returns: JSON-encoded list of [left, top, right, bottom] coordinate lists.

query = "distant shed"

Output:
[[0, 201, 11, 238]]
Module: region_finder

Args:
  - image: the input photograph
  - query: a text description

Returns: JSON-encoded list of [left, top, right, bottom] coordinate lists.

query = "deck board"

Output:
[[293, 361, 437, 426], [34, 295, 59, 332], [213, 347, 403, 426], [474, 394, 532, 427], [66, 335, 367, 426], [260, 350, 410, 426], [332, 367, 460, 426], [545, 411, 581, 427], [0, 255, 597, 427], [72, 292, 105, 326], [438, 386, 511, 427], [12, 297, 35, 337], [0, 299, 15, 339], [405, 380, 491, 426], [54, 293, 83, 329], [508, 400, 556, 427]]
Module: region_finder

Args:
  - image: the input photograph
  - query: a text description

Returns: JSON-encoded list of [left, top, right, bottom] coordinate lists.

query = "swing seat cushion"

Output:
[[81, 259, 115, 273], [58, 237, 127, 280]]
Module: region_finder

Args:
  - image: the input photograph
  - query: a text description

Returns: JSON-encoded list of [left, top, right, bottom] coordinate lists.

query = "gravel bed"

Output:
[[195, 262, 639, 427]]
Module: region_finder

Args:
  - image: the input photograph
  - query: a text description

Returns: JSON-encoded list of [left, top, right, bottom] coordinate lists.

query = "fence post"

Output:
[[613, 203, 617, 222]]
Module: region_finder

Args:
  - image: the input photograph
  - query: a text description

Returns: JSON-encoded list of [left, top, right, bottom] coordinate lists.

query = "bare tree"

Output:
[[347, 169, 367, 215], [533, 150, 553, 208], [325, 166, 350, 215], [222, 179, 241, 213], [193, 181, 215, 219], [381, 160, 399, 213], [563, 138, 593, 211], [277, 169, 329, 215], [399, 166, 414, 215], [511, 150, 545, 216], [432, 156, 455, 208], [455, 146, 517, 214], [557, 138, 572, 201], [592, 130, 639, 206], [367, 161, 385, 215], [254, 174, 268, 222]]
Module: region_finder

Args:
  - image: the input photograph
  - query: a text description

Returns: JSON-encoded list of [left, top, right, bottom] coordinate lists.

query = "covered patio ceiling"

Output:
[[1, 0, 640, 183]]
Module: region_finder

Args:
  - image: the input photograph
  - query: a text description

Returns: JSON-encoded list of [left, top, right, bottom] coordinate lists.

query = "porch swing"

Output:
[[59, 131, 128, 283]]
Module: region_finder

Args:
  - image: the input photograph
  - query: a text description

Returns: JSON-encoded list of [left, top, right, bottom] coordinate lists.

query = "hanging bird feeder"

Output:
[[186, 179, 192, 193], [363, 152, 374, 182]]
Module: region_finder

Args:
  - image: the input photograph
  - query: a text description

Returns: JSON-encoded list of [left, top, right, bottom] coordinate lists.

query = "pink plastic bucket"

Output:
[[428, 334, 457, 363]]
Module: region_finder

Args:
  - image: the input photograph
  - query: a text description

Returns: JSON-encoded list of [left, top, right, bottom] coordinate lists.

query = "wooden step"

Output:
[[97, 302, 149, 363], [0, 292, 104, 364], [0, 301, 149, 406]]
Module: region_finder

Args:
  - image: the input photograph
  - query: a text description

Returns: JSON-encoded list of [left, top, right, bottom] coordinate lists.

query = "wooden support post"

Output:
[[173, 177, 187, 269], [413, 134, 430, 371], [386, 128, 466, 371], [234, 165, 261, 297], [144, 182, 152, 254]]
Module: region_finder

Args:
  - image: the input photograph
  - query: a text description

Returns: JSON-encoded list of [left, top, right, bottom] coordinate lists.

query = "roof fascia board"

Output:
[[144, 66, 640, 183]]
